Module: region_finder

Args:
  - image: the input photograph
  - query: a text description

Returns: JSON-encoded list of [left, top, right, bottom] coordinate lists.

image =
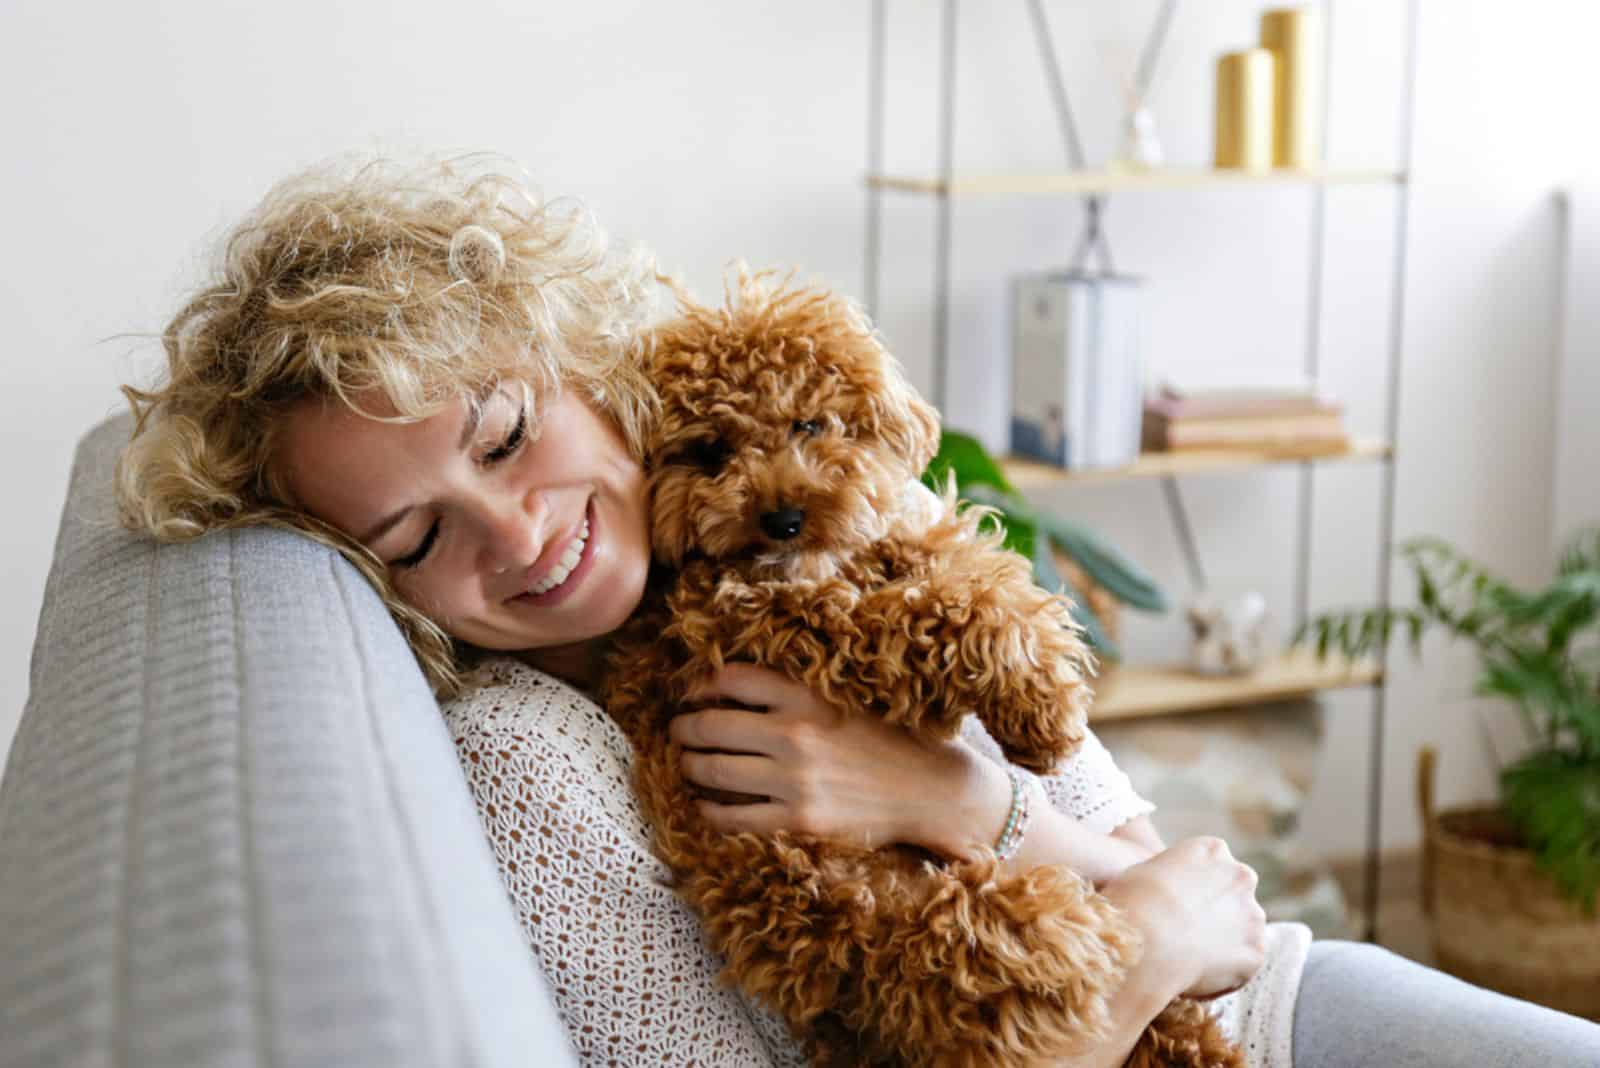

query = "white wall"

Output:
[[2, 0, 1592, 863]]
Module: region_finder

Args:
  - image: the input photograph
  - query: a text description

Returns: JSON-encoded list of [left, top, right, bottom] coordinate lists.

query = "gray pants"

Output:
[[1292, 940, 1600, 1066]]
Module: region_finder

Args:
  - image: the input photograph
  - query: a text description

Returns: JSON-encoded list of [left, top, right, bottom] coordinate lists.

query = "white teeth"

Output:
[[528, 520, 591, 596]]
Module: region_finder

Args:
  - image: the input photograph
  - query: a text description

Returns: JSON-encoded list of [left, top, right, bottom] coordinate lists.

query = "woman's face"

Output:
[[275, 383, 651, 652]]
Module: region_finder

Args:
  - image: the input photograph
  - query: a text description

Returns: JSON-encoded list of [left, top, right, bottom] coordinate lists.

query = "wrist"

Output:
[[991, 766, 1035, 862], [1100, 883, 1193, 1004], [1060, 888, 1188, 1068], [909, 742, 1012, 860], [1117, 950, 1191, 1050]]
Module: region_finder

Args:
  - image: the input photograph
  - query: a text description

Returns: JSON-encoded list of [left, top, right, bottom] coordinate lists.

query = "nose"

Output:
[[480, 488, 548, 573], [759, 507, 806, 541]]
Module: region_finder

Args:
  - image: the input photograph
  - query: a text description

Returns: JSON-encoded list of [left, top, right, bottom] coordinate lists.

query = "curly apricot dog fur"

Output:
[[601, 269, 1243, 1068]]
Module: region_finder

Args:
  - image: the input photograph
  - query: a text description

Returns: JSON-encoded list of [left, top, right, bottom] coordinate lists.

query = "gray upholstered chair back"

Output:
[[1, 415, 576, 1067]]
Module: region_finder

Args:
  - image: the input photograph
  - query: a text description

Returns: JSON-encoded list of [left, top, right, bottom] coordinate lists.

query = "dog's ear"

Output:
[[870, 361, 943, 476], [784, 278, 942, 475], [644, 430, 708, 567]]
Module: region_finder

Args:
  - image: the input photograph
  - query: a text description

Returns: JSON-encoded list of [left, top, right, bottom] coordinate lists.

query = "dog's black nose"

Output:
[[759, 507, 806, 541]]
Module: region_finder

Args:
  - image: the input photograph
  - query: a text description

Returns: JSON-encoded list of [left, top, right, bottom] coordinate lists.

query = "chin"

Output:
[[527, 558, 649, 651]]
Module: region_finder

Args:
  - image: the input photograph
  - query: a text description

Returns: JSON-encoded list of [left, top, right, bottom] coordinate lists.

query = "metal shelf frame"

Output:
[[865, 168, 1406, 194], [861, 0, 1422, 946]]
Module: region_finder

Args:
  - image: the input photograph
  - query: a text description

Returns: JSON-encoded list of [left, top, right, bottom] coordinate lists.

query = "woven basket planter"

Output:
[[1417, 745, 1600, 1020]]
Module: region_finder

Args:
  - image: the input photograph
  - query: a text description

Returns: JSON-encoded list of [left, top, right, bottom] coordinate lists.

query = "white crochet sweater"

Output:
[[444, 656, 1311, 1067]]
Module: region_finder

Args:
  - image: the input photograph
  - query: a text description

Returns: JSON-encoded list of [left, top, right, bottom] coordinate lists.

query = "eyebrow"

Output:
[[357, 383, 498, 549], [360, 501, 422, 552]]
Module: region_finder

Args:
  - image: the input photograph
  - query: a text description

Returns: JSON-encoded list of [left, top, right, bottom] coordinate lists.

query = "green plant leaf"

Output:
[[923, 430, 1017, 496], [922, 431, 1169, 616], [1476, 653, 1561, 714], [1032, 535, 1119, 659], [1035, 514, 1169, 614], [1292, 608, 1404, 660], [1406, 612, 1425, 654], [1313, 528, 1600, 908], [1501, 752, 1600, 916], [1558, 526, 1600, 577], [966, 484, 1168, 615], [1418, 567, 1439, 613], [957, 482, 1036, 560]]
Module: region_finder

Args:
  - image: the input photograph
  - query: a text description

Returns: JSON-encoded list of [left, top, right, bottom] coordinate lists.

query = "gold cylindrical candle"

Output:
[[1214, 49, 1275, 170], [1260, 7, 1323, 168]]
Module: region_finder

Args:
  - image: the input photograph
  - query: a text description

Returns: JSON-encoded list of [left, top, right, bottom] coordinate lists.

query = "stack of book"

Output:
[[1142, 376, 1348, 454]]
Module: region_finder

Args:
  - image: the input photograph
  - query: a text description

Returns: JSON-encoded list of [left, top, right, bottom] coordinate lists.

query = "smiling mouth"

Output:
[[513, 498, 598, 607], [529, 519, 590, 595]]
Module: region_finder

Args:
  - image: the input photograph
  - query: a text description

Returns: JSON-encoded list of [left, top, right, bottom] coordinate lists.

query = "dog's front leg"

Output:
[[858, 537, 1096, 774], [856, 859, 1147, 1068]]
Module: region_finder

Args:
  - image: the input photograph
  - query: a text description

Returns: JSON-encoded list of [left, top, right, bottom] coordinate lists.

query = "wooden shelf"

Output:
[[1089, 651, 1382, 723], [865, 167, 1406, 197], [1000, 438, 1392, 489]]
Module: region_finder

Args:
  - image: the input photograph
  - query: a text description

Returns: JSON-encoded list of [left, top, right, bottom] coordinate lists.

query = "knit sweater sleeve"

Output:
[[442, 657, 807, 1068]]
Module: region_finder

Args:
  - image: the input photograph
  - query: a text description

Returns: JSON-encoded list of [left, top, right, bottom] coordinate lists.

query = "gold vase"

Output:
[[1260, 8, 1323, 168], [1214, 48, 1275, 170]]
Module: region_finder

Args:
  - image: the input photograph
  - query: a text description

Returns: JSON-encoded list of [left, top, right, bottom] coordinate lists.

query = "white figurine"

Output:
[[1116, 101, 1165, 171], [1101, 38, 1165, 172], [1188, 591, 1272, 675]]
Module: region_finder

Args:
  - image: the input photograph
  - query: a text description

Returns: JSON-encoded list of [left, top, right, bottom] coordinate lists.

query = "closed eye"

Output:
[[393, 519, 440, 570], [481, 407, 528, 465]]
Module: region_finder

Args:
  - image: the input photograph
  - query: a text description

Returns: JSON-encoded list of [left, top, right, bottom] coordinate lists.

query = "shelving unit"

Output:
[[866, 167, 1405, 196], [862, 0, 1420, 944], [1092, 652, 1383, 724], [1001, 437, 1392, 488]]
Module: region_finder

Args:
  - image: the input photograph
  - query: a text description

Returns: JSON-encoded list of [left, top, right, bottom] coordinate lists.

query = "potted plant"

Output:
[[922, 430, 1168, 661], [1296, 532, 1600, 1019]]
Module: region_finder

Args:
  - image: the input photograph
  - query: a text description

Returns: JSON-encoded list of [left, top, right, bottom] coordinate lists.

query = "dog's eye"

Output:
[[673, 436, 733, 472], [792, 419, 822, 437]]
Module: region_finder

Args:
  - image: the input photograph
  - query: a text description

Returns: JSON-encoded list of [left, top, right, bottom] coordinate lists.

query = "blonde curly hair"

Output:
[[116, 154, 661, 697]]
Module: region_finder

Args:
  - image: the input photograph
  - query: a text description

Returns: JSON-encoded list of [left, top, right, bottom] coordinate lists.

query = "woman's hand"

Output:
[[1098, 836, 1267, 1002], [674, 663, 1162, 889], [672, 663, 998, 852]]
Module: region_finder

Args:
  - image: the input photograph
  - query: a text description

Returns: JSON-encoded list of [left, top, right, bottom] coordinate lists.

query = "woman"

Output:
[[117, 156, 1600, 1068]]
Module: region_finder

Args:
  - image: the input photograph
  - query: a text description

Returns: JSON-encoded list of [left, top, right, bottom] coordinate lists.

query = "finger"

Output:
[[694, 800, 790, 835], [670, 707, 785, 754], [686, 662, 803, 709], [681, 750, 783, 797]]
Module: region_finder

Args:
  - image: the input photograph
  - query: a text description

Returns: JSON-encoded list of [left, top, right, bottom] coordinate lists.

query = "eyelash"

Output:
[[393, 523, 439, 570], [393, 407, 528, 571], [481, 408, 528, 465]]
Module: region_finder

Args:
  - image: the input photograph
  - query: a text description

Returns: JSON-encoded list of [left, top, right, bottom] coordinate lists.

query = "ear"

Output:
[[873, 363, 943, 475]]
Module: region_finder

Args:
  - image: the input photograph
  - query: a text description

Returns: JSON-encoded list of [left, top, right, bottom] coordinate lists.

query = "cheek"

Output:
[[394, 560, 485, 627], [618, 479, 653, 558]]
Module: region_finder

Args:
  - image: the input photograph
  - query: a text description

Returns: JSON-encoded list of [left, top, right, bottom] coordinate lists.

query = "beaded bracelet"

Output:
[[993, 766, 1035, 861]]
